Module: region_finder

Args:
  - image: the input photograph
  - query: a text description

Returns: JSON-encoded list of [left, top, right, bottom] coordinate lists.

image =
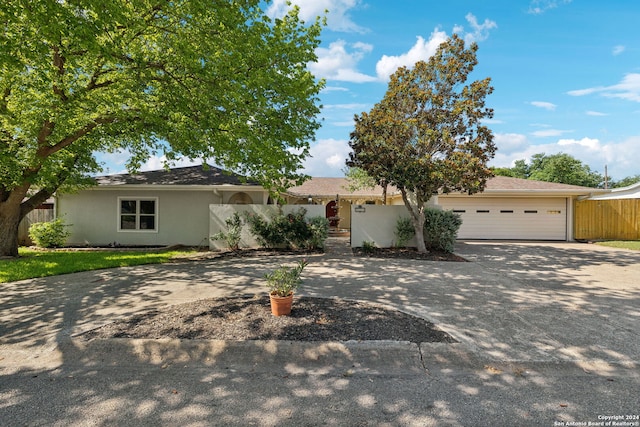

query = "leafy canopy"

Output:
[[348, 34, 495, 252], [0, 0, 325, 256], [493, 153, 604, 187], [0, 0, 324, 194]]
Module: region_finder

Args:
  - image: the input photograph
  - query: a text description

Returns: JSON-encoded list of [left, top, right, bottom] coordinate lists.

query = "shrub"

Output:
[[423, 208, 462, 253], [394, 217, 415, 247], [306, 216, 330, 250], [265, 259, 308, 297], [245, 208, 326, 250], [244, 212, 283, 248], [361, 240, 376, 255], [210, 212, 243, 250], [28, 217, 71, 248]]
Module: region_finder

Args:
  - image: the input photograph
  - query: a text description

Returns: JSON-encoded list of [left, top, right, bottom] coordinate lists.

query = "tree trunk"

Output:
[[382, 185, 387, 205], [400, 188, 428, 253], [0, 200, 22, 257]]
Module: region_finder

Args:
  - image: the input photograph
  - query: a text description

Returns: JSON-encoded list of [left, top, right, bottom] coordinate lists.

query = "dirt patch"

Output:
[[82, 296, 457, 344], [352, 247, 467, 262]]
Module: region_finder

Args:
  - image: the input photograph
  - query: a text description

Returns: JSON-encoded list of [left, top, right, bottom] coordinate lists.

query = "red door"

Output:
[[326, 201, 339, 227]]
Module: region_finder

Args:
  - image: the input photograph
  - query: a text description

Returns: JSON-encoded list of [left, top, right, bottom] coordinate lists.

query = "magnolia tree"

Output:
[[348, 35, 496, 253], [0, 0, 325, 256]]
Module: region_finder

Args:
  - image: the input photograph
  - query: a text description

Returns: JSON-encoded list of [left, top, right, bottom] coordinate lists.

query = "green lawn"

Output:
[[595, 241, 640, 251], [0, 248, 195, 283]]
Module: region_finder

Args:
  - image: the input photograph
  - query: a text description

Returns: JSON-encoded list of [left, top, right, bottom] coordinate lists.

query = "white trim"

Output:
[[117, 197, 159, 233]]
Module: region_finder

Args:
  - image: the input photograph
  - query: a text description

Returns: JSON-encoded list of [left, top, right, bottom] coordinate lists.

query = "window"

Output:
[[500, 210, 514, 213], [524, 210, 538, 214], [476, 209, 490, 213], [453, 209, 466, 213], [118, 198, 157, 231]]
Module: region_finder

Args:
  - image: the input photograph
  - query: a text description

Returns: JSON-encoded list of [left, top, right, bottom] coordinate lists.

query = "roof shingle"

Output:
[[94, 165, 256, 186]]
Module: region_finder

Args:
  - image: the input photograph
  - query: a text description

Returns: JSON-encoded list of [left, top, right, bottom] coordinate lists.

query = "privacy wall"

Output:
[[209, 205, 325, 250]]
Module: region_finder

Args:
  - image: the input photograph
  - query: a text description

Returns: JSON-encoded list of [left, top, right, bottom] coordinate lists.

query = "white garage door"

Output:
[[438, 197, 568, 240]]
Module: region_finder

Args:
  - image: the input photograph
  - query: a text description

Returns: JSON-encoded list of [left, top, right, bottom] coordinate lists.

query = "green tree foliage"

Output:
[[0, 0, 324, 256], [348, 35, 495, 253], [497, 153, 604, 187], [343, 166, 388, 204], [611, 174, 640, 188]]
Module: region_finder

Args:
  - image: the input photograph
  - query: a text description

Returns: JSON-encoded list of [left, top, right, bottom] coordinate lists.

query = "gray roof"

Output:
[[94, 165, 257, 187]]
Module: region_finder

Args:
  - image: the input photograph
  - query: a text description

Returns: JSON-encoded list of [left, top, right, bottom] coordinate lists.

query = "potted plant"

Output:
[[265, 259, 308, 316]]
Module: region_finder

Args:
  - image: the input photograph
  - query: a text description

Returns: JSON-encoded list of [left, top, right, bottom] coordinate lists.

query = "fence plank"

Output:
[[18, 208, 55, 245], [574, 199, 640, 240]]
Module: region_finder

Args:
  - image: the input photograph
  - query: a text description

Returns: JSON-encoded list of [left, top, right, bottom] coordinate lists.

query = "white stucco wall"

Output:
[[209, 204, 325, 250], [349, 195, 441, 248], [350, 205, 417, 248]]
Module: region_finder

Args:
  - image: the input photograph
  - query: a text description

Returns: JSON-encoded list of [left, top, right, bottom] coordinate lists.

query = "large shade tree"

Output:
[[348, 34, 495, 253], [0, 0, 324, 257], [493, 153, 604, 187]]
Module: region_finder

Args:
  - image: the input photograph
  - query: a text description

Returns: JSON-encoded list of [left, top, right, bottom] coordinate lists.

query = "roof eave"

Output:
[[441, 189, 607, 197]]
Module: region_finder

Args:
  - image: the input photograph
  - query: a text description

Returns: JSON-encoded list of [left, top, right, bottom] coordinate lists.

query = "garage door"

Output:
[[438, 197, 567, 240]]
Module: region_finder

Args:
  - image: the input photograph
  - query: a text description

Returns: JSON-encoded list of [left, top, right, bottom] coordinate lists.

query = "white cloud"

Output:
[[375, 30, 449, 80], [528, 0, 572, 14], [493, 133, 530, 154], [459, 13, 497, 44], [531, 129, 572, 137], [375, 14, 496, 81], [140, 155, 200, 172], [333, 120, 356, 127], [490, 133, 640, 179], [557, 137, 600, 150], [530, 101, 557, 111], [612, 45, 625, 56], [310, 40, 376, 83], [266, 0, 366, 33], [322, 86, 350, 93], [323, 103, 369, 110], [301, 138, 351, 177], [586, 111, 608, 116], [568, 73, 640, 102]]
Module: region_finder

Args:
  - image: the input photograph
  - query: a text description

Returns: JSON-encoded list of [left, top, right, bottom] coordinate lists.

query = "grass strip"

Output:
[[0, 248, 193, 283], [594, 241, 640, 250]]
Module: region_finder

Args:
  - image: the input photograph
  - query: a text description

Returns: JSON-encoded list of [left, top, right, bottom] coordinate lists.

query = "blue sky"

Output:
[[114, 0, 640, 181]]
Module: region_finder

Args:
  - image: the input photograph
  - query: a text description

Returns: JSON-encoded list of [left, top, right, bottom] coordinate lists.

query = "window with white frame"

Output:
[[118, 198, 157, 231]]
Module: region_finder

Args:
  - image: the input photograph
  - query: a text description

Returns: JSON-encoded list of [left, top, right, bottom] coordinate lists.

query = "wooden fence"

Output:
[[18, 206, 55, 245], [574, 199, 640, 240]]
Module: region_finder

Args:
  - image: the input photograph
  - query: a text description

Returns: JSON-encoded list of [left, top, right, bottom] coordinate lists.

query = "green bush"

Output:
[[423, 208, 462, 253], [394, 217, 415, 247], [307, 216, 329, 250], [28, 217, 71, 248], [361, 240, 376, 255], [211, 212, 243, 250], [245, 208, 327, 250]]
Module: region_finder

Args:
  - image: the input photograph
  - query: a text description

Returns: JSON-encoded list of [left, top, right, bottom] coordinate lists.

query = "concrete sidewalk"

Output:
[[1, 238, 639, 426]]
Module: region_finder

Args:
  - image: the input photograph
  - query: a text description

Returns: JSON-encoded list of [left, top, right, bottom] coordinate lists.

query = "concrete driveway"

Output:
[[1, 240, 639, 426]]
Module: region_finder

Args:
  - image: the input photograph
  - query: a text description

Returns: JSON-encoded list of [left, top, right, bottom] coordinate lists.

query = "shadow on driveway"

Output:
[[1, 241, 639, 426]]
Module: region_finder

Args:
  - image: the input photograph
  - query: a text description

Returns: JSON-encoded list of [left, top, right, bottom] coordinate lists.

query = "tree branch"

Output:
[[36, 116, 116, 159], [51, 45, 68, 102]]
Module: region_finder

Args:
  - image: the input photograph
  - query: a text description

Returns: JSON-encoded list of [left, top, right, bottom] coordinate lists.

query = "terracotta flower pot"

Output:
[[269, 292, 293, 316]]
